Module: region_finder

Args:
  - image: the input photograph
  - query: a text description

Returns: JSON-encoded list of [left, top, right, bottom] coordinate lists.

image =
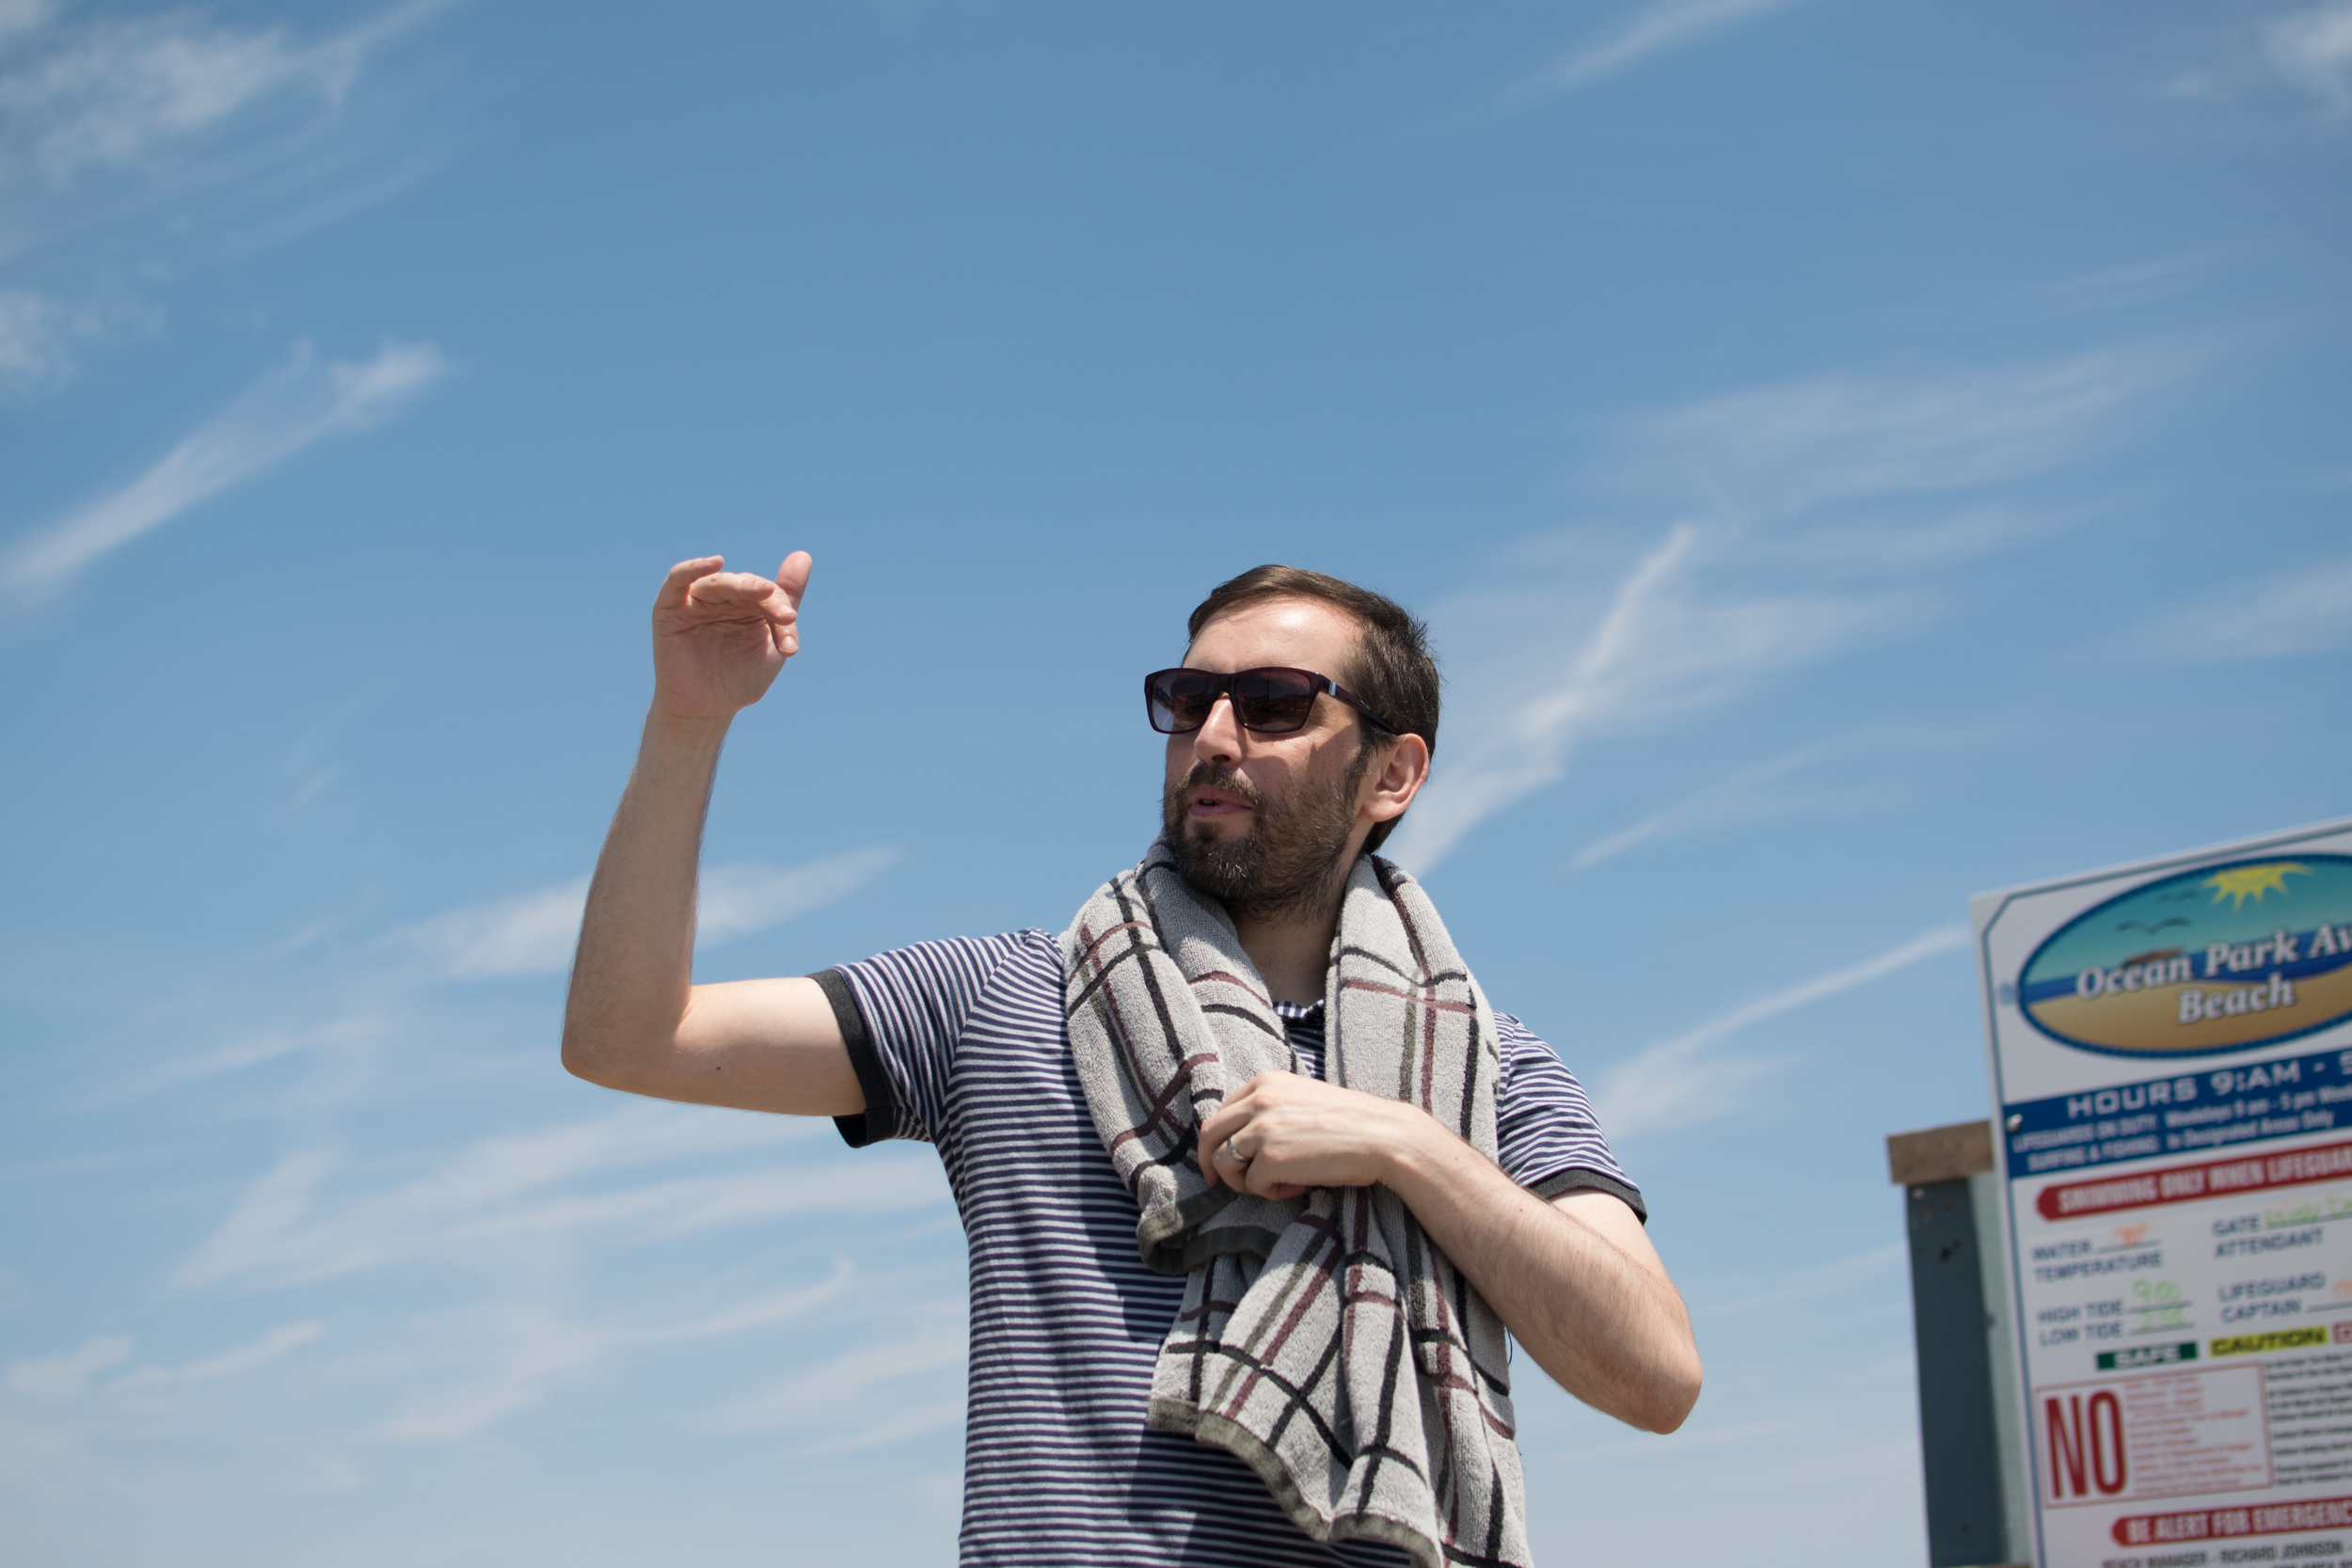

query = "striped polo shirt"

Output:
[[814, 928, 1642, 1567]]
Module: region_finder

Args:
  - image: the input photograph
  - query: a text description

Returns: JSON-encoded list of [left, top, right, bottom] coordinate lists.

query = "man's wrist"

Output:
[[645, 705, 734, 749], [1373, 1099, 1474, 1196]]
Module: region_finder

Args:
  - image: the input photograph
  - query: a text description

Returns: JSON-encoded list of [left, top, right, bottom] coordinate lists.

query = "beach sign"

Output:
[[1976, 817, 2352, 1568]]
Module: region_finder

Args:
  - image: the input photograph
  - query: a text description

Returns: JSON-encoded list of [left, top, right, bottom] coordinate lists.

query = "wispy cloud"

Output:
[[1391, 528, 1901, 872], [1535, 1409, 1834, 1466], [176, 1106, 944, 1290], [1395, 527, 1693, 870], [1569, 728, 1973, 870], [378, 1305, 605, 1441], [0, 341, 446, 603], [384, 847, 900, 979], [373, 1260, 860, 1441], [0, 1, 52, 49], [1389, 350, 2185, 873], [0, 1, 462, 384], [718, 1308, 968, 1446], [388, 875, 591, 980], [28, 840, 920, 1455], [0, 2, 454, 202], [1571, 746, 1833, 870], [2161, 0, 2352, 110], [2027, 251, 2229, 318], [107, 1058, 910, 1440], [1440, 0, 1805, 132], [1537, 0, 1799, 97], [82, 1014, 388, 1106], [1, 9, 361, 183], [1765, 500, 2105, 575], [697, 848, 904, 947], [2122, 556, 2352, 662], [1596, 925, 1967, 1138], [0, 285, 137, 388], [2266, 0, 2352, 106], [1598, 348, 2185, 520], [110, 1322, 323, 1394], [7, 1335, 130, 1399], [641, 1259, 860, 1344], [1692, 1243, 1906, 1322]]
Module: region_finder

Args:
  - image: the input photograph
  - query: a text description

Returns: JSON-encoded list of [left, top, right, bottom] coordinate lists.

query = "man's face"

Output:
[[1160, 597, 1379, 922]]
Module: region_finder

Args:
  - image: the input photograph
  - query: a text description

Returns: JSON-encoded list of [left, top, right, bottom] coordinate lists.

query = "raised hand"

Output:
[[649, 552, 811, 724]]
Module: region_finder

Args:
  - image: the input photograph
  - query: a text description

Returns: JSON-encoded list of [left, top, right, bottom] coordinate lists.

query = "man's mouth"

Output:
[[1188, 787, 1252, 818]]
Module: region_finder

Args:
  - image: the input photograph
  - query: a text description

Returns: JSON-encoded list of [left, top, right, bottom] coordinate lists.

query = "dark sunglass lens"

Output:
[[1232, 670, 1317, 733], [1149, 672, 1222, 732]]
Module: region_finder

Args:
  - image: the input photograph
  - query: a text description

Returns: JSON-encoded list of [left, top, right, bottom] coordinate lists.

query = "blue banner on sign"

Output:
[[2004, 1043, 2352, 1178]]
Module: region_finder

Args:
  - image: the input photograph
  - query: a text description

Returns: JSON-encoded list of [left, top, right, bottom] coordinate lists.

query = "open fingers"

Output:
[[654, 554, 805, 664], [775, 550, 813, 609], [656, 555, 725, 610], [658, 558, 806, 614], [771, 551, 812, 657], [681, 572, 796, 633]]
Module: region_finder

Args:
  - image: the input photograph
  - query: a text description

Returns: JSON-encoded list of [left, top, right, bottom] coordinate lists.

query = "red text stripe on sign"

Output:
[[2114, 1496, 2352, 1545], [2037, 1138, 2352, 1222]]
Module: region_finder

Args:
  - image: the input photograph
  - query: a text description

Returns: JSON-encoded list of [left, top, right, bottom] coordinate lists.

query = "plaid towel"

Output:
[[1063, 845, 1530, 1568]]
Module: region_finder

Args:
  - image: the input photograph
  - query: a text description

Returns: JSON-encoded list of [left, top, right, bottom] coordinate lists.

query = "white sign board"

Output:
[[1977, 817, 2352, 1567]]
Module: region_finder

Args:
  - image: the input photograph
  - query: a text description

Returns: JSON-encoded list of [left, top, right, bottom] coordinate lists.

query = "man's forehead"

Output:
[[1184, 596, 1361, 672]]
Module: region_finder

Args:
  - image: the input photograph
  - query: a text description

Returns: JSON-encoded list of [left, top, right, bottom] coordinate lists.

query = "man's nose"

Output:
[[1192, 695, 1243, 764]]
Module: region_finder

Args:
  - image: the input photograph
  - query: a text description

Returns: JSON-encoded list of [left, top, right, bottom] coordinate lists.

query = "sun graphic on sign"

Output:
[[2205, 862, 2312, 911]]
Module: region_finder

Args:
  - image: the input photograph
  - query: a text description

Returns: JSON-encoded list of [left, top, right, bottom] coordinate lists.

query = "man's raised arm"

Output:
[[560, 552, 862, 1117]]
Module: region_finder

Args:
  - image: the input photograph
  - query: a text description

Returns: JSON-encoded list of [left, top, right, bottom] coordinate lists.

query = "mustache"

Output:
[[1168, 763, 1265, 813]]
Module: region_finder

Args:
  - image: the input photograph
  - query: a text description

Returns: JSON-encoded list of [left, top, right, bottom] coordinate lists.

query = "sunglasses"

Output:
[[1144, 666, 1397, 736]]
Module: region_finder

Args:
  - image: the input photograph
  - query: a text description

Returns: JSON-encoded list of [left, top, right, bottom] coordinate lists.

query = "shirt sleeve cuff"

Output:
[[810, 968, 898, 1149], [1529, 1167, 1648, 1223]]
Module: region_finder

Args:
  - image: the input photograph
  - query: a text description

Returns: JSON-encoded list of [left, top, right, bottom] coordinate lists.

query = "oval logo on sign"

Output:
[[2019, 854, 2352, 1058]]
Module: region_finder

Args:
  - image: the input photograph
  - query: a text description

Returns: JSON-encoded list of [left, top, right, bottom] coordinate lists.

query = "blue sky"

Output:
[[2, 1, 2347, 1561]]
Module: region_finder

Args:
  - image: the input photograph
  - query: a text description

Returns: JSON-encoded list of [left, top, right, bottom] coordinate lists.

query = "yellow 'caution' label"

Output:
[[2211, 1327, 2328, 1356]]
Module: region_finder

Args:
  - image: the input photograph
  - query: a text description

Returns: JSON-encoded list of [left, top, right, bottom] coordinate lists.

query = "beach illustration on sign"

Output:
[[2019, 855, 2352, 1057]]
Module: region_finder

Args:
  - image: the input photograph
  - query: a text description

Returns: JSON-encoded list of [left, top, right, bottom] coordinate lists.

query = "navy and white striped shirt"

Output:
[[814, 929, 1642, 1567]]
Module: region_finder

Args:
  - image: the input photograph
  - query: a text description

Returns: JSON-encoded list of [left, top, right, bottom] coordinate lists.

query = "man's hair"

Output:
[[1185, 564, 1438, 854]]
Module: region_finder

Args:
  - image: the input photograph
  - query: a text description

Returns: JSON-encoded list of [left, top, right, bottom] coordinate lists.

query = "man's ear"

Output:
[[1361, 732, 1431, 824]]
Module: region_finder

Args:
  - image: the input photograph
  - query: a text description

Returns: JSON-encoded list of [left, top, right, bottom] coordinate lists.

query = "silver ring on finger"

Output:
[[1224, 1136, 1249, 1165]]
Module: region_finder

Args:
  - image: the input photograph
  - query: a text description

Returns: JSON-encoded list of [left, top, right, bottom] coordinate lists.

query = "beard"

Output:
[[1161, 748, 1372, 925]]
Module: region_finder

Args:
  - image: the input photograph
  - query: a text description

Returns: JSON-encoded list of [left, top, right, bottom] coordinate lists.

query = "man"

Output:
[[563, 552, 1701, 1567]]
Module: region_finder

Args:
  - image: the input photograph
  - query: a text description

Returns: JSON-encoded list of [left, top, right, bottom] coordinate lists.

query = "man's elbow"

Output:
[[1634, 1348, 1704, 1434], [561, 1014, 636, 1090], [560, 1024, 606, 1085]]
